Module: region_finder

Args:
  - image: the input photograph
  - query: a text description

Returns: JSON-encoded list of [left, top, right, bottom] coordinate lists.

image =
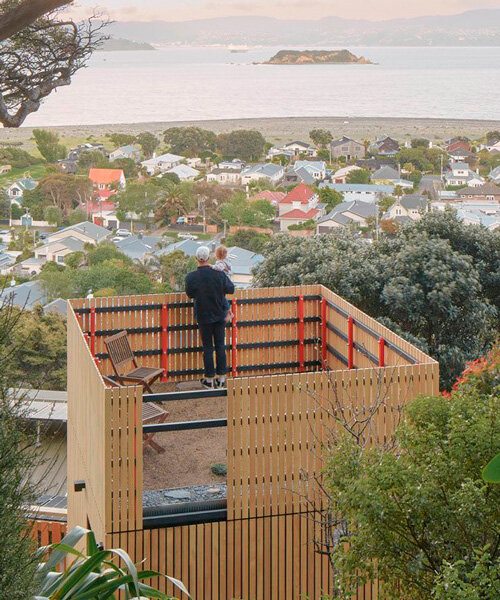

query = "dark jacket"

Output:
[[185, 266, 235, 324]]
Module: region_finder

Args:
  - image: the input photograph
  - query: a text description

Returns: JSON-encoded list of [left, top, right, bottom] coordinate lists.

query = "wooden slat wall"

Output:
[[31, 519, 66, 547]]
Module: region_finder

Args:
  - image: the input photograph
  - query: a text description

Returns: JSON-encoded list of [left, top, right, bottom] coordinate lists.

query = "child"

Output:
[[212, 245, 233, 324]]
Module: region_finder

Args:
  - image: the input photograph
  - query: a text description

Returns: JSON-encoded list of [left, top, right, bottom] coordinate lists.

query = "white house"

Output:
[[489, 166, 500, 184], [384, 195, 429, 221], [109, 145, 142, 162], [206, 168, 242, 185], [444, 162, 471, 187], [141, 153, 184, 175], [321, 183, 394, 204], [218, 159, 246, 171], [283, 141, 317, 157], [316, 201, 377, 233], [331, 165, 362, 184], [241, 163, 284, 186], [294, 160, 326, 181], [7, 177, 37, 204], [166, 164, 200, 181]]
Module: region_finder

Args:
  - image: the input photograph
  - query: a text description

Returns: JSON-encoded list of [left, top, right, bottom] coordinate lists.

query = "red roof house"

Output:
[[249, 190, 286, 205], [89, 168, 126, 199], [278, 184, 318, 217], [277, 207, 320, 231]]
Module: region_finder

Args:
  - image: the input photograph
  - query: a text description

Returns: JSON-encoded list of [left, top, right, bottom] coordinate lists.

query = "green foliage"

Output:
[[35, 526, 190, 599], [106, 132, 137, 147], [112, 157, 137, 179], [10, 203, 23, 219], [216, 129, 266, 162], [67, 208, 88, 226], [396, 146, 445, 172], [136, 131, 159, 157], [43, 205, 63, 226], [482, 453, 500, 484], [324, 351, 500, 598], [160, 250, 197, 291], [288, 219, 316, 231], [255, 212, 498, 388], [486, 130, 500, 146], [318, 186, 343, 211], [164, 126, 216, 157], [407, 169, 423, 186], [32, 129, 66, 163], [219, 194, 274, 227], [211, 463, 228, 476], [0, 147, 40, 169], [117, 182, 161, 221], [309, 129, 333, 147], [87, 242, 132, 266], [346, 168, 370, 184], [378, 195, 396, 214], [77, 149, 109, 170], [225, 229, 270, 253], [411, 137, 430, 148]]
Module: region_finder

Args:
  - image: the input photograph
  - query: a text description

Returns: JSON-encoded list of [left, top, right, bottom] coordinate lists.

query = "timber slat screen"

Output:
[[68, 285, 439, 600]]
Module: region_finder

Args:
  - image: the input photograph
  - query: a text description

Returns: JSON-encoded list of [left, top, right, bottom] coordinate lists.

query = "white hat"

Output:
[[195, 246, 210, 261]]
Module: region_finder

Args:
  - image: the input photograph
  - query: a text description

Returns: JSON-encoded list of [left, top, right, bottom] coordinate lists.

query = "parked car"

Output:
[[176, 216, 188, 225], [115, 229, 132, 238], [178, 233, 198, 240]]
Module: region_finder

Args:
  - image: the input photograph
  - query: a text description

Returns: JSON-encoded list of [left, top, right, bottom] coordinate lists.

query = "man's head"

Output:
[[195, 245, 210, 265]]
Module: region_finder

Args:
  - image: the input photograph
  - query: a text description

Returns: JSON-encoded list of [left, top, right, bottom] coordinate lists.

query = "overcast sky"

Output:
[[70, 0, 500, 21]]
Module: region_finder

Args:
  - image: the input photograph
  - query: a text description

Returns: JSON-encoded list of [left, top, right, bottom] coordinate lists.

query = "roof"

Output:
[[226, 246, 265, 275], [114, 234, 161, 260], [242, 163, 283, 178], [318, 200, 376, 224], [166, 164, 200, 179], [290, 167, 316, 185], [112, 145, 141, 154], [142, 153, 184, 166], [43, 298, 68, 317], [372, 166, 400, 180], [0, 280, 46, 309], [89, 168, 124, 185], [331, 136, 362, 148], [10, 177, 37, 191], [284, 141, 312, 148], [295, 160, 325, 172], [399, 194, 428, 210], [457, 182, 500, 197], [249, 190, 286, 204], [279, 208, 320, 220], [280, 184, 316, 204], [84, 200, 117, 213], [324, 183, 394, 194], [451, 162, 470, 171], [333, 165, 362, 178], [55, 221, 110, 243], [156, 238, 217, 258]]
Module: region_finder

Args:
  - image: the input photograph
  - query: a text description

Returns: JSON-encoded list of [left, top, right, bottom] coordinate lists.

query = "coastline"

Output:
[[1, 116, 499, 150]]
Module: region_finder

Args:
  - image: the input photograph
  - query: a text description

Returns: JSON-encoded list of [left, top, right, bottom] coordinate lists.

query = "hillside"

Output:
[[264, 50, 372, 65], [107, 9, 500, 47], [97, 37, 156, 52]]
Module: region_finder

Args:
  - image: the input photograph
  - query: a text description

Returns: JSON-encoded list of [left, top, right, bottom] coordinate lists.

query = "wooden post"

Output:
[[89, 307, 96, 357], [161, 303, 169, 381], [378, 337, 385, 368], [321, 298, 327, 370], [298, 295, 305, 371], [347, 316, 354, 369], [231, 298, 238, 378]]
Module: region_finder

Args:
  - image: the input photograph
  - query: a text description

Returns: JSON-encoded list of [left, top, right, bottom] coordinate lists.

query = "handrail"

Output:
[[143, 418, 227, 433]]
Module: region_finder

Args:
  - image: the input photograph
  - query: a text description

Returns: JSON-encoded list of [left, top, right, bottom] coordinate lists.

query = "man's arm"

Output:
[[185, 273, 196, 298]]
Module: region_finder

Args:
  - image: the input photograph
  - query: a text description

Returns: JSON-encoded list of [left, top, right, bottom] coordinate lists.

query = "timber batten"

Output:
[[67, 285, 438, 599]]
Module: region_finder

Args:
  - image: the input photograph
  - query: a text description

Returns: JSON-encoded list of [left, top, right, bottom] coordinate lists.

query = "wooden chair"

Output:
[[104, 330, 164, 393]]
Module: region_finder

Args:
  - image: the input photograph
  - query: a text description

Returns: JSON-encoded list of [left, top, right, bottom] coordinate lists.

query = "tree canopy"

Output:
[[309, 129, 333, 147], [216, 130, 266, 162], [163, 126, 216, 157], [32, 128, 66, 162]]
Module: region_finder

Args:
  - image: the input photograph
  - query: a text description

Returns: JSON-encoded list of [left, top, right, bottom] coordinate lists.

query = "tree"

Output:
[[225, 229, 270, 253], [396, 147, 445, 172], [219, 194, 274, 227], [486, 130, 500, 146], [159, 250, 196, 291], [136, 131, 159, 158], [255, 214, 497, 388], [105, 132, 136, 147], [411, 137, 430, 148], [216, 130, 266, 162], [86, 242, 132, 266], [324, 347, 500, 598], [117, 182, 161, 221], [0, 146, 41, 168], [309, 129, 333, 147], [67, 208, 87, 225], [38, 173, 78, 215], [346, 168, 370, 184], [0, 2, 108, 127], [78, 149, 109, 170], [163, 126, 216, 157], [43, 205, 63, 226], [318, 186, 343, 211], [0, 0, 71, 41], [32, 129, 66, 162]]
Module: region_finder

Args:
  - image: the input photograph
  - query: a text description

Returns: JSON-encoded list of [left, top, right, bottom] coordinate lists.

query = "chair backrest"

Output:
[[104, 330, 135, 374]]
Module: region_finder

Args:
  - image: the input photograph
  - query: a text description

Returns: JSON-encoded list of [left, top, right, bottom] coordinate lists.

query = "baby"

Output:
[[212, 245, 233, 323]]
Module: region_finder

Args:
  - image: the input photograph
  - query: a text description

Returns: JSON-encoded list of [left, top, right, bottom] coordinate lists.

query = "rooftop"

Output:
[[280, 183, 316, 204]]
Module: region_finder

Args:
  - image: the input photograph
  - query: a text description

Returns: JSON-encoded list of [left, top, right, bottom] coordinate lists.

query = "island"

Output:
[[262, 49, 372, 65], [98, 38, 156, 52]]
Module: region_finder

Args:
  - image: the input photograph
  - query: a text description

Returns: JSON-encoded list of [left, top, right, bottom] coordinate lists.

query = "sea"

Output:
[[23, 46, 500, 126]]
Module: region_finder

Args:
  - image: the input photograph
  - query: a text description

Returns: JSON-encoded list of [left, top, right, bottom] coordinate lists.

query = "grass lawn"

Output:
[[0, 163, 47, 187]]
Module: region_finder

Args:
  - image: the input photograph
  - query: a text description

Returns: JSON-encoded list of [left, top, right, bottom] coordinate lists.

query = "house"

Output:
[[224, 246, 265, 287], [141, 153, 184, 175], [355, 158, 396, 171], [241, 163, 284, 186], [166, 164, 200, 181], [0, 250, 16, 275], [155, 238, 217, 259], [446, 138, 471, 154], [206, 168, 242, 186], [455, 209, 500, 231], [248, 190, 286, 206], [371, 166, 413, 189], [267, 147, 295, 161], [294, 160, 326, 181], [109, 145, 142, 163], [0, 280, 46, 309], [186, 157, 203, 169], [7, 177, 37, 203], [488, 141, 500, 155], [456, 183, 500, 202], [371, 136, 400, 157], [322, 183, 394, 203], [444, 162, 472, 187], [49, 221, 110, 245], [330, 137, 365, 160], [316, 201, 377, 233], [0, 165, 12, 175], [35, 236, 87, 266], [384, 194, 429, 221], [84, 201, 119, 229], [331, 165, 362, 184], [277, 184, 318, 217], [57, 159, 78, 174], [448, 147, 475, 163], [278, 207, 322, 232], [89, 168, 126, 199], [283, 167, 316, 186], [489, 166, 500, 184], [218, 159, 246, 171], [283, 141, 317, 157], [43, 298, 69, 317], [67, 143, 106, 162], [113, 234, 161, 263], [467, 172, 486, 188], [13, 256, 46, 277]]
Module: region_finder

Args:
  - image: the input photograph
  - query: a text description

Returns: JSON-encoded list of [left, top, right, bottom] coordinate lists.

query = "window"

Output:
[[56, 256, 65, 264]]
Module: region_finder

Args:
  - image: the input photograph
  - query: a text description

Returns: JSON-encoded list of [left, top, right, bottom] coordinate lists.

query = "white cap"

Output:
[[195, 246, 210, 262]]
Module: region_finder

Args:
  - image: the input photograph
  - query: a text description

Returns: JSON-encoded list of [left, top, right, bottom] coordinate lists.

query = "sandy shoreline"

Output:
[[1, 116, 499, 149]]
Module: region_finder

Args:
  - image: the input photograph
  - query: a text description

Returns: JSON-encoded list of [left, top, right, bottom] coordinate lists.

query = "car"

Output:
[[178, 233, 198, 240], [115, 229, 132, 238], [176, 216, 188, 225]]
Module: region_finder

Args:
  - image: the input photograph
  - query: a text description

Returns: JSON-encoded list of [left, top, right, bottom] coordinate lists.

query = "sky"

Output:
[[69, 0, 500, 22]]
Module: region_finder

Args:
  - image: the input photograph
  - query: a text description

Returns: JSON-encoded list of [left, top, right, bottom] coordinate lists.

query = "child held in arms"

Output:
[[212, 245, 233, 323]]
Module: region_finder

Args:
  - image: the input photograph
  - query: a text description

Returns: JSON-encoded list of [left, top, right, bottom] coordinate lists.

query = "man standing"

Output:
[[185, 246, 235, 388]]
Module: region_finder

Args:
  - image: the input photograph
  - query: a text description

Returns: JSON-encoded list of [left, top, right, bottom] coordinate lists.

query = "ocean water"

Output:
[[23, 46, 500, 126]]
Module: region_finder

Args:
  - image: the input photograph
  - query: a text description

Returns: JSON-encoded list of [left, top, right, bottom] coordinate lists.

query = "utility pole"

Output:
[[223, 219, 228, 239]]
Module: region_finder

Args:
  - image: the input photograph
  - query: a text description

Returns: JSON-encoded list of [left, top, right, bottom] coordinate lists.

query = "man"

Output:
[[185, 245, 235, 388]]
